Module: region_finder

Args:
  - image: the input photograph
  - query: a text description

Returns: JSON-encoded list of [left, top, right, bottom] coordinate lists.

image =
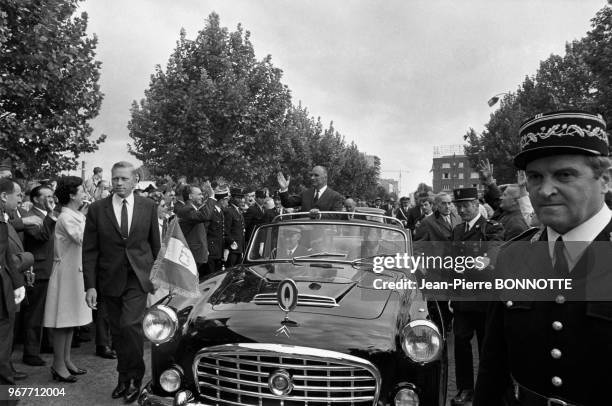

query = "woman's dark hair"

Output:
[[55, 176, 83, 205]]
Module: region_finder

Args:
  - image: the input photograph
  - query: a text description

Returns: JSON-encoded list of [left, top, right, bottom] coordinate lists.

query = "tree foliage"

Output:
[[464, 4, 612, 183], [130, 13, 381, 198], [0, 0, 104, 178]]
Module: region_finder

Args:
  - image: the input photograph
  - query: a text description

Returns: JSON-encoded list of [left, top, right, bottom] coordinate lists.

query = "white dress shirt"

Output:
[[466, 213, 482, 232], [314, 185, 327, 200], [547, 204, 612, 271], [112, 193, 134, 235]]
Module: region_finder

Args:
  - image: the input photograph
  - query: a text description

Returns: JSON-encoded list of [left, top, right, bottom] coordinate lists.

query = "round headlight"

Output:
[[401, 320, 442, 363], [395, 387, 419, 406], [143, 305, 178, 344], [159, 367, 182, 393]]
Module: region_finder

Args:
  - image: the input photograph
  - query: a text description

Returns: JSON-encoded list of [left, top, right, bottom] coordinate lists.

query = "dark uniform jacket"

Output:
[[176, 199, 215, 264], [224, 204, 245, 254], [450, 215, 504, 312], [474, 220, 612, 406], [279, 186, 344, 212], [395, 207, 410, 228], [206, 202, 225, 260], [23, 208, 56, 280], [244, 204, 267, 241], [406, 206, 425, 232]]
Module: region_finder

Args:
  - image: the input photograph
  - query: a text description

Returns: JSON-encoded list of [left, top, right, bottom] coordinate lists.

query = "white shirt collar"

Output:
[[547, 204, 612, 267], [315, 185, 327, 196], [113, 192, 134, 206], [467, 213, 482, 231]]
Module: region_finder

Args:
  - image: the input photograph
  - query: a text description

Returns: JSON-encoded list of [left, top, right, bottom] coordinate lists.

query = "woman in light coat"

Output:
[[43, 176, 92, 382]]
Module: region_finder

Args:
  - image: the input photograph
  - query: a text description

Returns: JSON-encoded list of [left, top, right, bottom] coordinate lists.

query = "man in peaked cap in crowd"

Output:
[[474, 111, 612, 406], [450, 186, 504, 406], [206, 185, 228, 275], [225, 188, 246, 268], [244, 189, 268, 241]]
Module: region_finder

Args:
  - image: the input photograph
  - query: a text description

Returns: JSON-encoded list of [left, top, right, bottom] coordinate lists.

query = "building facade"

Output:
[[431, 145, 482, 193]]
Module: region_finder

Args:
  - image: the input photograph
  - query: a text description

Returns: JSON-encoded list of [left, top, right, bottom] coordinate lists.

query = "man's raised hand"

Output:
[[277, 172, 290, 190]]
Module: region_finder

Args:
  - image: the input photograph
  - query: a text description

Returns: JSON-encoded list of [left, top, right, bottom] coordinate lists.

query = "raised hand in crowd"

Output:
[[477, 158, 494, 185], [277, 172, 291, 190]]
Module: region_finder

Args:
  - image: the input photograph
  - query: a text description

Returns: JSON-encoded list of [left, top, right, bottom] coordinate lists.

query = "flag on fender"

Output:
[[150, 217, 200, 298]]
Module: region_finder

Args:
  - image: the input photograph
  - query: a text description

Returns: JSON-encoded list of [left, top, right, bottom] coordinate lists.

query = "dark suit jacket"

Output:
[[280, 186, 344, 212], [8, 207, 29, 242], [494, 209, 529, 241], [406, 206, 425, 231], [176, 199, 214, 264], [0, 220, 24, 318], [414, 211, 462, 242], [224, 204, 245, 254], [244, 204, 266, 241], [207, 202, 225, 260], [7, 221, 34, 275], [83, 195, 160, 296], [23, 208, 56, 280]]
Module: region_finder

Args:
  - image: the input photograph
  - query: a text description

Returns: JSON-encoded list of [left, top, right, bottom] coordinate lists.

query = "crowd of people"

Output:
[[0, 109, 610, 406]]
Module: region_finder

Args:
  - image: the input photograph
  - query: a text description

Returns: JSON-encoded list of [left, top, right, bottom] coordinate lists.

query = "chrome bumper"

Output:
[[138, 382, 212, 406]]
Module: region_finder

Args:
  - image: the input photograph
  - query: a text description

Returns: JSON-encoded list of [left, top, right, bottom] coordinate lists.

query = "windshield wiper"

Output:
[[293, 252, 347, 260], [350, 253, 396, 268]]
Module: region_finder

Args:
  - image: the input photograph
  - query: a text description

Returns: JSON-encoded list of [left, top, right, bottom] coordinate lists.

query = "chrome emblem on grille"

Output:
[[277, 279, 298, 312], [268, 369, 293, 396]]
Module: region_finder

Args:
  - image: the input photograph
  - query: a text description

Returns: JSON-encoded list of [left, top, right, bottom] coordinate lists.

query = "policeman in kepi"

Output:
[[474, 111, 612, 406], [449, 187, 504, 406]]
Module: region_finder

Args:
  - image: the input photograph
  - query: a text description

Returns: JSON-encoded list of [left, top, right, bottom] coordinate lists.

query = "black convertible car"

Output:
[[138, 211, 447, 406]]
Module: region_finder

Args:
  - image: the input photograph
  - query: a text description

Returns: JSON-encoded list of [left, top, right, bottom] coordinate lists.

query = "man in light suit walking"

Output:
[[83, 161, 160, 403]]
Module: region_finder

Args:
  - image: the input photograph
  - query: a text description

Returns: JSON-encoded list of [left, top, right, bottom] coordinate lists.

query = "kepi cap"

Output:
[[453, 187, 478, 202], [514, 110, 609, 169]]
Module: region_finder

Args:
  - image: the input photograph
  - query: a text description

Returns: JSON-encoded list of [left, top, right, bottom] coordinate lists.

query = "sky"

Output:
[[76, 0, 607, 196]]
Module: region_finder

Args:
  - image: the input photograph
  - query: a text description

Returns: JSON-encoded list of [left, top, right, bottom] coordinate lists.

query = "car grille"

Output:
[[194, 343, 380, 406]]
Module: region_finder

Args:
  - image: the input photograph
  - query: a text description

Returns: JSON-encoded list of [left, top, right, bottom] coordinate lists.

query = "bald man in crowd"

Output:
[[277, 166, 343, 213]]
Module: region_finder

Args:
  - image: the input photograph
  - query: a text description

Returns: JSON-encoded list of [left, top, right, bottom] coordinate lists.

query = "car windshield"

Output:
[[247, 222, 407, 262]]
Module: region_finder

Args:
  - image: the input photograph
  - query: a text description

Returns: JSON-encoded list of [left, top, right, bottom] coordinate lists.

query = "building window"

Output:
[[458, 173, 464, 179], [443, 185, 450, 191], [458, 162, 464, 168], [458, 184, 463, 188], [442, 172, 450, 179], [442, 163, 450, 169], [470, 172, 479, 179]]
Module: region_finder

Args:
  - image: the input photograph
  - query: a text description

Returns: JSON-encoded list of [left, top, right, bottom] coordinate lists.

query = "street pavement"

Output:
[[11, 334, 476, 406]]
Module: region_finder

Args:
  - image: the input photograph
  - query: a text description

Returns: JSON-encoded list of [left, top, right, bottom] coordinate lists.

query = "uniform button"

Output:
[[551, 348, 562, 359], [552, 321, 563, 331], [551, 376, 563, 387], [506, 301, 513, 308], [555, 295, 565, 304]]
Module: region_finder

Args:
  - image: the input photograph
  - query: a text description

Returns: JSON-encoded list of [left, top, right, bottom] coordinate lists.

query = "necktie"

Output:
[[121, 199, 128, 239], [464, 222, 470, 233], [445, 215, 451, 225], [553, 236, 569, 274], [162, 219, 168, 239], [313, 189, 319, 203]]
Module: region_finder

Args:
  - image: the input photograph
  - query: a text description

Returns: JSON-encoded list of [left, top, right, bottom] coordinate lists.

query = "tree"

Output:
[[0, 0, 104, 178], [464, 12, 609, 184], [128, 13, 292, 185]]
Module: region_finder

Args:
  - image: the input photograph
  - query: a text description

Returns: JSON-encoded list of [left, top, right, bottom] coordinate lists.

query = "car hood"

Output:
[[208, 263, 400, 319]]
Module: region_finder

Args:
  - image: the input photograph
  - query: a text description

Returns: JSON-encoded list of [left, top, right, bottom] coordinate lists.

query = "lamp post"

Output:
[[487, 92, 509, 107]]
